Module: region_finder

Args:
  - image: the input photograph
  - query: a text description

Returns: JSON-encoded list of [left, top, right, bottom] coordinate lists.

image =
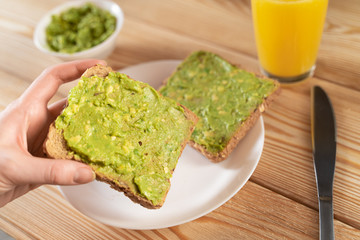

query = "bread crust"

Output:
[[43, 65, 197, 209]]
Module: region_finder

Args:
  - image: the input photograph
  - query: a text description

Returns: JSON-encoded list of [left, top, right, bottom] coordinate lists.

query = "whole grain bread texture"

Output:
[[43, 65, 198, 209], [159, 51, 281, 162]]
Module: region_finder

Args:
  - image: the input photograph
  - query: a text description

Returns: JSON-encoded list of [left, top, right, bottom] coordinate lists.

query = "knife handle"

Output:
[[319, 197, 334, 240]]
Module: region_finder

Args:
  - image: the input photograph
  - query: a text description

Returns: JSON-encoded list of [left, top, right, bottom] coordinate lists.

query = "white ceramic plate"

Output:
[[58, 60, 264, 230]]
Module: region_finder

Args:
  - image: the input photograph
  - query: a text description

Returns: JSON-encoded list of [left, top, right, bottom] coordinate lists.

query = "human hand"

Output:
[[0, 59, 106, 207]]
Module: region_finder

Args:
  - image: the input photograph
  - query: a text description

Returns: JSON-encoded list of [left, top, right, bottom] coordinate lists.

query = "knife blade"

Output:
[[311, 86, 337, 240]]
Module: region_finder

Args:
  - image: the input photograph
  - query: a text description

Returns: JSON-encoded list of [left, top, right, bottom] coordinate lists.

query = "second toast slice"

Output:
[[159, 51, 280, 162]]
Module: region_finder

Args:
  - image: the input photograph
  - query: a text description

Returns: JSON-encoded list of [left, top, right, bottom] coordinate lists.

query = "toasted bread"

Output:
[[44, 65, 198, 209], [159, 51, 280, 162]]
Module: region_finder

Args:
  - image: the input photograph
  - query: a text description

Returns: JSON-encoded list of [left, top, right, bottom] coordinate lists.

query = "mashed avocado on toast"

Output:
[[160, 51, 280, 161], [49, 67, 197, 208]]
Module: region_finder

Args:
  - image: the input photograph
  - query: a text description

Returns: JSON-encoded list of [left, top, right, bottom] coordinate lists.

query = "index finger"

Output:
[[22, 59, 106, 104]]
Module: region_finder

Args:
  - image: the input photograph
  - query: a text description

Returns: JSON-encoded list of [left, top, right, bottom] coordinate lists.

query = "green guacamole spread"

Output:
[[159, 51, 277, 154], [46, 3, 116, 53], [55, 72, 193, 205]]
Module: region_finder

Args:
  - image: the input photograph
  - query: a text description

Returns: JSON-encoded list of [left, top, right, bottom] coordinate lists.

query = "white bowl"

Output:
[[33, 0, 124, 61]]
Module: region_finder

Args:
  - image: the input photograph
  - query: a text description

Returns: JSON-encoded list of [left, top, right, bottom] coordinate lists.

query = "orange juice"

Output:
[[251, 0, 328, 82]]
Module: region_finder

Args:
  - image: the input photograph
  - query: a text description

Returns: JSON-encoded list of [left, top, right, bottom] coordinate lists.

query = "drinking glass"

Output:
[[251, 0, 328, 83]]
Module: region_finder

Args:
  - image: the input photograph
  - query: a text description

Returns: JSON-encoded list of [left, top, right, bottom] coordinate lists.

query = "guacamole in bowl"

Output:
[[34, 0, 124, 60]]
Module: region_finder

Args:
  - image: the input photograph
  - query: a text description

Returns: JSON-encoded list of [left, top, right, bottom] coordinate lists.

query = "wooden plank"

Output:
[[0, 183, 358, 239], [176, 181, 360, 240], [0, 31, 60, 86], [316, 0, 360, 88], [107, 17, 260, 71], [252, 78, 360, 228]]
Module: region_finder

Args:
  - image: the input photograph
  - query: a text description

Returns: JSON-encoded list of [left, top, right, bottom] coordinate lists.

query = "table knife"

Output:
[[311, 86, 337, 240]]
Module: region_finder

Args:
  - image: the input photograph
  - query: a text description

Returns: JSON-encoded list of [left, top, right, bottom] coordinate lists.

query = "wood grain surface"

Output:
[[0, 0, 359, 239]]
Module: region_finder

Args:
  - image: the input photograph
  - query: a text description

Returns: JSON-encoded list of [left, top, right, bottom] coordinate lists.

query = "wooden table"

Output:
[[1, 0, 359, 239]]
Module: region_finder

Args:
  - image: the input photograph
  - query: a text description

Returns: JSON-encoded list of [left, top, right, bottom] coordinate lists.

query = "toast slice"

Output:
[[159, 51, 280, 162], [44, 65, 198, 209]]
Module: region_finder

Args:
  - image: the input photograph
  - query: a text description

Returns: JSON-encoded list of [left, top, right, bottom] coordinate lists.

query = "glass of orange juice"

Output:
[[251, 0, 328, 83]]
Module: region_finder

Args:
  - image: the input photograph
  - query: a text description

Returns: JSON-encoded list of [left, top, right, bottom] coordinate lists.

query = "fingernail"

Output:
[[98, 60, 107, 66], [74, 167, 95, 184]]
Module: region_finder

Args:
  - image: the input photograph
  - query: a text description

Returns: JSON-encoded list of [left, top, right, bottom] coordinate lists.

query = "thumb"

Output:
[[18, 157, 95, 185]]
